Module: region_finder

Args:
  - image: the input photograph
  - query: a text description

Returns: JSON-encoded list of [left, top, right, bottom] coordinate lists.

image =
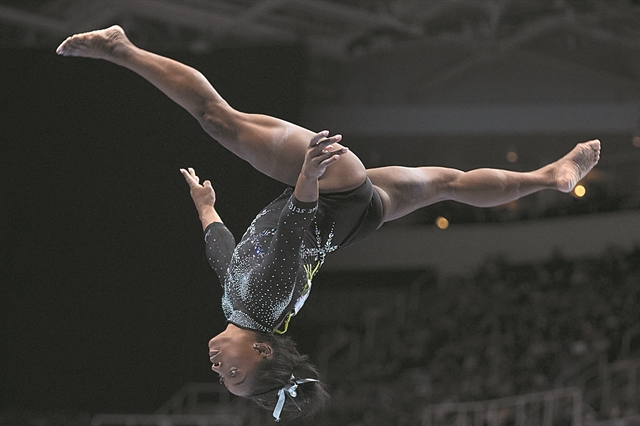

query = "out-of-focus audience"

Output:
[[314, 245, 639, 425]]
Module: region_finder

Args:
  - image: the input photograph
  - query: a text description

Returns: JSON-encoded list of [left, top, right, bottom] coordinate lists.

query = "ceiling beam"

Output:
[[294, 0, 422, 34], [0, 4, 66, 33], [302, 101, 639, 136], [419, 13, 574, 92], [125, 0, 295, 42]]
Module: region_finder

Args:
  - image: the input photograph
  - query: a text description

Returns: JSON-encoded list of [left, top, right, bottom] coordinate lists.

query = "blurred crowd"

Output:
[[312, 245, 640, 425]]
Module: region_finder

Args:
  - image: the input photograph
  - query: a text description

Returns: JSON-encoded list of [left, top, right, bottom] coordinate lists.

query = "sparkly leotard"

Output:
[[204, 178, 383, 334]]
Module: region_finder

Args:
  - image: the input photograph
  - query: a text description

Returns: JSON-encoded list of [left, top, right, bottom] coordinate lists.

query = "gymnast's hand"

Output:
[[301, 131, 348, 180], [293, 131, 348, 203], [180, 167, 222, 227]]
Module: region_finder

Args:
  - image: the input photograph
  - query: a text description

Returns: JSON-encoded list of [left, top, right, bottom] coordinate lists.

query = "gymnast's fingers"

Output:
[[310, 130, 329, 147], [317, 147, 349, 166], [180, 168, 199, 188]]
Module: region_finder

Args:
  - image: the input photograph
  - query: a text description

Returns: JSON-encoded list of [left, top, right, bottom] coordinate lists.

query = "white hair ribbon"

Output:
[[272, 374, 318, 422]]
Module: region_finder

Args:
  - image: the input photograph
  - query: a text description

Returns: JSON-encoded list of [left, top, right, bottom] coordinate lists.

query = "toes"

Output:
[[56, 38, 70, 54]]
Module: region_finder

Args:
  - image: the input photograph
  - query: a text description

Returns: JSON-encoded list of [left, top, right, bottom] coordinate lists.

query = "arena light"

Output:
[[573, 184, 586, 198], [435, 216, 449, 229]]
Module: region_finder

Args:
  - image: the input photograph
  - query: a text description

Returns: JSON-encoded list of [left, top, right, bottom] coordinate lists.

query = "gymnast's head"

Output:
[[209, 324, 329, 421]]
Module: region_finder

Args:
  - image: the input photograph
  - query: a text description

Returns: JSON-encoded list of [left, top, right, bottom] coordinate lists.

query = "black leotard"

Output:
[[204, 178, 383, 333]]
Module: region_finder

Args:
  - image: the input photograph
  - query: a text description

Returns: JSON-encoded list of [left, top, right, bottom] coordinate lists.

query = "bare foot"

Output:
[[554, 140, 601, 192], [56, 25, 130, 60]]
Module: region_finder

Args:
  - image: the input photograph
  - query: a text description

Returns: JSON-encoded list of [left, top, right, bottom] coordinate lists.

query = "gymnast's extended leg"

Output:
[[56, 25, 366, 192], [56, 26, 601, 220], [367, 140, 601, 222]]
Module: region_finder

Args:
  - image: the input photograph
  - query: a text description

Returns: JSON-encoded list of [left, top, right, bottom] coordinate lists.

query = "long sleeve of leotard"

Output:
[[256, 195, 318, 296], [203, 222, 236, 287]]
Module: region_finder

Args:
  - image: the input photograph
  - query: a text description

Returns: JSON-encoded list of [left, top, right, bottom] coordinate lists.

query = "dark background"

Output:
[[0, 45, 315, 413]]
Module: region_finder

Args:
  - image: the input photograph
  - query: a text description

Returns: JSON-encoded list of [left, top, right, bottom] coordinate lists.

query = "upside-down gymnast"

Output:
[[56, 25, 600, 422]]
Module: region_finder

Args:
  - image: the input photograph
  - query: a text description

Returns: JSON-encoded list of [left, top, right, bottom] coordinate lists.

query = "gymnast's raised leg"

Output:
[[57, 26, 601, 223], [56, 25, 367, 193]]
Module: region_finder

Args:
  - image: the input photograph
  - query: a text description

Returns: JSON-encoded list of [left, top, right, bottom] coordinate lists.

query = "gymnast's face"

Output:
[[208, 324, 272, 396]]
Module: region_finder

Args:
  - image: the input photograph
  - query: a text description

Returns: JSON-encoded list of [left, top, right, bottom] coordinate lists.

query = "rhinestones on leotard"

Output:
[[205, 189, 336, 333]]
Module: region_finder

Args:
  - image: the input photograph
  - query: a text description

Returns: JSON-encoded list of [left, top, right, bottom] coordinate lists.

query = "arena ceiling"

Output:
[[1, 0, 638, 192], [0, 0, 638, 63]]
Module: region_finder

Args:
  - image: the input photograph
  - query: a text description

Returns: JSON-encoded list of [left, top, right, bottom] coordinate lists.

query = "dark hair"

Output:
[[247, 333, 330, 421]]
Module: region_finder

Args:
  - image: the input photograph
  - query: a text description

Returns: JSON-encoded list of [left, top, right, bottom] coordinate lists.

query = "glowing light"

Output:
[[435, 216, 449, 229], [573, 184, 586, 198], [506, 151, 518, 163]]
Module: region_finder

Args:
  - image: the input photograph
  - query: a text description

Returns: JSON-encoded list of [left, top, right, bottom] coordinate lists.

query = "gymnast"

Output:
[[56, 25, 600, 422]]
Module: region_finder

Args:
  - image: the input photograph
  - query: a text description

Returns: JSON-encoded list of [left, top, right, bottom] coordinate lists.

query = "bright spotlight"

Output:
[[435, 216, 449, 229], [573, 184, 586, 198]]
